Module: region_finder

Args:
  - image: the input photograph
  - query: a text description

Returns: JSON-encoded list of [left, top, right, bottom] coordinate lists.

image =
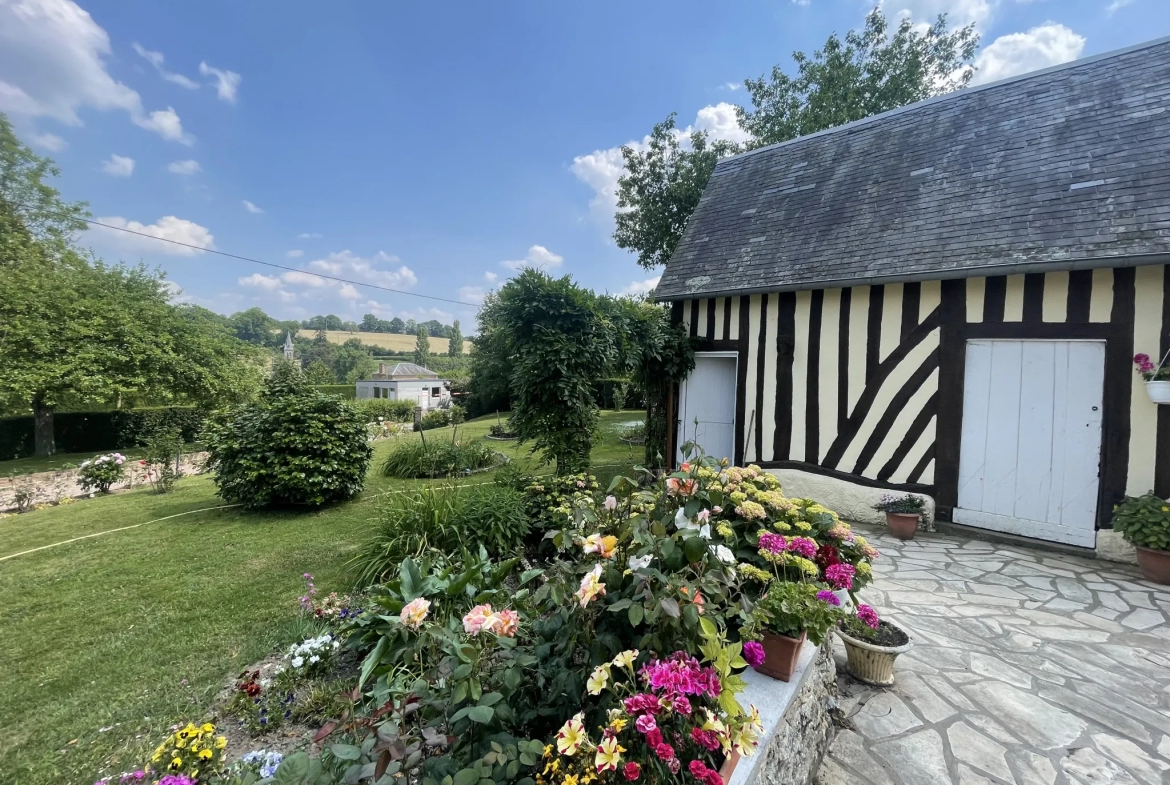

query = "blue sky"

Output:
[[2, 0, 1167, 329]]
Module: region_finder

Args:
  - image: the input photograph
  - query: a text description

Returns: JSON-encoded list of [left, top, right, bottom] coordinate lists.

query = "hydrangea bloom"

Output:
[[825, 563, 856, 590], [757, 532, 785, 553], [786, 536, 818, 558]]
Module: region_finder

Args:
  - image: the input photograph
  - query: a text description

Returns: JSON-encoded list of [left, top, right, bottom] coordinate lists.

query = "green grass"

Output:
[[0, 411, 645, 785]]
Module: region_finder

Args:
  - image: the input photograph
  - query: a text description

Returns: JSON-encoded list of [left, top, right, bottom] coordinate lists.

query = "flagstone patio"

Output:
[[815, 526, 1170, 785]]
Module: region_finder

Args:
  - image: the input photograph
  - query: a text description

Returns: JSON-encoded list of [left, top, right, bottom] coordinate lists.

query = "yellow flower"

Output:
[[609, 717, 628, 733], [543, 744, 554, 759], [175, 739, 186, 749], [594, 737, 625, 772], [611, 649, 638, 669], [214, 736, 227, 749], [170, 757, 183, 770], [199, 748, 213, 760], [556, 715, 587, 756], [563, 776, 579, 785], [586, 665, 610, 695], [200, 723, 215, 733]]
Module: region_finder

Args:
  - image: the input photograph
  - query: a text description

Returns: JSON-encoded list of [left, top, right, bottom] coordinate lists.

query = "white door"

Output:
[[955, 340, 1104, 547], [677, 353, 737, 464]]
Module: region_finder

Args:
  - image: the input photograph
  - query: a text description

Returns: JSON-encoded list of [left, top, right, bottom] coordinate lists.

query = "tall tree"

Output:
[[613, 9, 977, 271], [448, 319, 463, 356], [388, 317, 405, 334], [360, 313, 380, 332], [304, 360, 335, 385], [229, 307, 278, 345], [413, 325, 431, 367]]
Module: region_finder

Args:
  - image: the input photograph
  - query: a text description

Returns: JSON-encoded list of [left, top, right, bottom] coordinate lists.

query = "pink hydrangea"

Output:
[[786, 536, 818, 558], [825, 563, 856, 590], [742, 640, 765, 668], [757, 532, 785, 554], [857, 604, 880, 629]]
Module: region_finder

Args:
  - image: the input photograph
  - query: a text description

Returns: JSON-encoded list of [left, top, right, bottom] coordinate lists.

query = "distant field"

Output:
[[297, 330, 469, 354]]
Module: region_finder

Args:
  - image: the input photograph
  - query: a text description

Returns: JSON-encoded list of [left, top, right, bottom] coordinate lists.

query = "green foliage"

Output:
[[309, 384, 356, 399], [0, 406, 206, 461], [414, 325, 432, 367], [144, 428, 183, 494], [356, 398, 417, 423], [744, 581, 844, 646], [77, 452, 126, 493], [489, 270, 613, 474], [873, 493, 926, 515], [418, 405, 466, 431], [351, 485, 530, 585], [448, 319, 464, 357], [304, 360, 336, 385], [614, 114, 742, 270], [737, 10, 978, 147], [1112, 492, 1170, 551], [380, 440, 500, 479], [203, 382, 373, 509]]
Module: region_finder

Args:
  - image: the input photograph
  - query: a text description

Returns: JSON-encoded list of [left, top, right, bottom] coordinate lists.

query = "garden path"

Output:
[[815, 526, 1170, 785]]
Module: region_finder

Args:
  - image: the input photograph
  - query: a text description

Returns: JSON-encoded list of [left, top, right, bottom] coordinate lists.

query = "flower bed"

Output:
[[95, 451, 884, 785]]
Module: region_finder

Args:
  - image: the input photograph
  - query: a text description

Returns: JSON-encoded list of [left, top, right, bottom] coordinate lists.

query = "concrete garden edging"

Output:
[[728, 642, 837, 785]]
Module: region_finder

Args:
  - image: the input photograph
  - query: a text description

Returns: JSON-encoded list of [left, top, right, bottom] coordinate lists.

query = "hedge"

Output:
[[0, 407, 208, 461], [310, 384, 356, 399]]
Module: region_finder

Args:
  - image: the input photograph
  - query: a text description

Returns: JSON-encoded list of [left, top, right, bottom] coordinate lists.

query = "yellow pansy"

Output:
[[214, 736, 227, 749], [199, 748, 213, 760]]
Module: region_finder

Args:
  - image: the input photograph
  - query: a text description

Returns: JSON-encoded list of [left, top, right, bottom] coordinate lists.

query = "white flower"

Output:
[[699, 524, 711, 539], [628, 554, 653, 571], [714, 545, 735, 564], [604, 495, 617, 511], [696, 509, 710, 523], [674, 508, 700, 532], [291, 656, 304, 668], [309, 655, 320, 664]]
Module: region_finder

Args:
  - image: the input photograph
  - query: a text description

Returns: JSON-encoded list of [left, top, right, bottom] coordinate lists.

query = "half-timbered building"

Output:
[[655, 38, 1170, 557]]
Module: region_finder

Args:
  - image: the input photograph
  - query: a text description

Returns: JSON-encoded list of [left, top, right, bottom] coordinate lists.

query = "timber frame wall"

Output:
[[671, 263, 1170, 528]]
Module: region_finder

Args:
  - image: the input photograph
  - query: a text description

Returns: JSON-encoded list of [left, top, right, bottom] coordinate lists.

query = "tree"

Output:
[[613, 9, 977, 270], [448, 319, 464, 357], [304, 360, 335, 385], [230, 307, 278, 345], [614, 115, 743, 271], [737, 10, 978, 147], [388, 317, 405, 334], [413, 325, 431, 367], [360, 313, 380, 332], [324, 314, 343, 331], [0, 114, 89, 258]]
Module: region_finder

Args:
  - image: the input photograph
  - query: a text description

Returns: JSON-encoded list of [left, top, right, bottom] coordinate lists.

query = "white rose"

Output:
[[628, 554, 653, 571], [714, 545, 735, 564]]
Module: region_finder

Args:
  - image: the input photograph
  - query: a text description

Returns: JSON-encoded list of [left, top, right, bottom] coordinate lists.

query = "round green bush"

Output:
[[204, 379, 372, 509], [1112, 492, 1170, 552]]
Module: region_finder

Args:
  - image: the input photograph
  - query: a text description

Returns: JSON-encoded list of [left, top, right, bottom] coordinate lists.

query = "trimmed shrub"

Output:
[[349, 484, 529, 585], [355, 398, 416, 423], [416, 404, 467, 431], [0, 407, 207, 461], [309, 384, 356, 399], [204, 382, 372, 508], [381, 440, 500, 479]]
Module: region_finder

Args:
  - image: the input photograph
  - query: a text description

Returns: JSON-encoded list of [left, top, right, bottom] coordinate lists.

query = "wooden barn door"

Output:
[[955, 340, 1104, 548], [677, 352, 737, 464]]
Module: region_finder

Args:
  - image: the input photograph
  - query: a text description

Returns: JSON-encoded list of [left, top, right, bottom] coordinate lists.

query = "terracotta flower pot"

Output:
[[1135, 546, 1170, 585], [754, 630, 806, 682], [719, 750, 741, 784], [836, 622, 911, 686], [886, 512, 919, 540]]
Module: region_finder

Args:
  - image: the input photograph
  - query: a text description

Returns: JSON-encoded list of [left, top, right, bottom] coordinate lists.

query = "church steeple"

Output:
[[283, 331, 295, 361]]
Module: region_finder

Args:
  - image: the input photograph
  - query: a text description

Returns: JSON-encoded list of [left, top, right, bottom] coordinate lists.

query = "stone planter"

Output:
[[754, 630, 806, 682], [837, 622, 911, 686], [885, 512, 919, 540], [1135, 546, 1170, 585], [1145, 380, 1170, 405]]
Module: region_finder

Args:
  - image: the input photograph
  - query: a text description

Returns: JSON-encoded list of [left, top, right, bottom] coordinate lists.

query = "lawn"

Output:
[[0, 411, 646, 785]]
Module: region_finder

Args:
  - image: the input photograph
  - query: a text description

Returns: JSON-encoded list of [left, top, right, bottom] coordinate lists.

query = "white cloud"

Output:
[[1106, 0, 1134, 14], [242, 200, 263, 214], [135, 106, 193, 144], [970, 23, 1085, 85], [0, 0, 193, 143], [484, 271, 498, 283], [239, 273, 281, 291], [572, 103, 749, 228], [167, 159, 200, 175], [286, 249, 304, 258], [90, 215, 215, 256], [297, 232, 323, 239], [458, 286, 486, 305], [882, 0, 994, 29], [199, 61, 241, 103], [307, 250, 418, 289], [338, 283, 360, 300], [29, 131, 66, 150], [501, 245, 564, 271], [791, 0, 811, 6], [618, 276, 661, 298], [132, 42, 198, 89], [162, 279, 193, 304], [722, 82, 742, 91], [282, 270, 331, 288], [100, 153, 134, 176]]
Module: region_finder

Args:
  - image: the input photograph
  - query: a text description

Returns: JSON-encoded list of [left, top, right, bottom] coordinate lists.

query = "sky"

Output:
[[2, 0, 1168, 330]]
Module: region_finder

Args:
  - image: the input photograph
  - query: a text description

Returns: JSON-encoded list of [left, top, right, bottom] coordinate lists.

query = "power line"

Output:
[[19, 205, 470, 307]]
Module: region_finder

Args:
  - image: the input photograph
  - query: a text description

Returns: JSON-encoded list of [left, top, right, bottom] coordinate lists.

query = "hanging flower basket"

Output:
[[1145, 381, 1170, 405], [1135, 352, 1170, 404]]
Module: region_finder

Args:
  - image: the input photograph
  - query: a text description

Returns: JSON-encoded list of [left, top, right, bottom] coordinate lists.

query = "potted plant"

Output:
[[742, 581, 843, 682], [836, 604, 911, 686], [1111, 492, 1170, 584], [1134, 352, 1170, 404], [873, 493, 925, 540]]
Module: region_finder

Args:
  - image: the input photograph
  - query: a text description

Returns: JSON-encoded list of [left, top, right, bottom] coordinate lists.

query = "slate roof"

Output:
[[656, 37, 1170, 301], [370, 363, 441, 380]]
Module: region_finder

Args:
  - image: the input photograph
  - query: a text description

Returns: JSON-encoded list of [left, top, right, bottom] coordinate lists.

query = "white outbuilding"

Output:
[[355, 363, 450, 410]]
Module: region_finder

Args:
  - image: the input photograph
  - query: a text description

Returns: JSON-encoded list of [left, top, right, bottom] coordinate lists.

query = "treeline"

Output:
[[299, 312, 460, 339]]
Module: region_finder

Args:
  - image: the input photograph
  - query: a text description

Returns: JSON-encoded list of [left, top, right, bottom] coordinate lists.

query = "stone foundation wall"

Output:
[[0, 452, 209, 511], [765, 468, 936, 531], [730, 643, 837, 785]]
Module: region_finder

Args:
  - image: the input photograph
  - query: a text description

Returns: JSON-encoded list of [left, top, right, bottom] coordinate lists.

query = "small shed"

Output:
[[655, 37, 1170, 559], [355, 363, 450, 410]]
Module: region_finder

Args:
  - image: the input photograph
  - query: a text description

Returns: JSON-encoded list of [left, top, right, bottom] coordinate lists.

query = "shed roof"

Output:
[[655, 36, 1170, 301], [369, 363, 441, 380]]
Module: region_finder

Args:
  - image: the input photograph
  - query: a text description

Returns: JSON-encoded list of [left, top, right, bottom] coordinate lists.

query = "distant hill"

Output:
[[297, 330, 470, 354]]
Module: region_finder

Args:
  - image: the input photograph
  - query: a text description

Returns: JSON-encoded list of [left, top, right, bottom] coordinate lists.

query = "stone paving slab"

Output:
[[815, 526, 1170, 785]]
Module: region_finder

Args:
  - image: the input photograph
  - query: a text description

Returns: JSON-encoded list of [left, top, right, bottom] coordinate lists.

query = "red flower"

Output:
[[691, 728, 721, 751], [816, 544, 841, 570], [654, 742, 675, 761], [645, 728, 663, 748], [622, 763, 641, 781]]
